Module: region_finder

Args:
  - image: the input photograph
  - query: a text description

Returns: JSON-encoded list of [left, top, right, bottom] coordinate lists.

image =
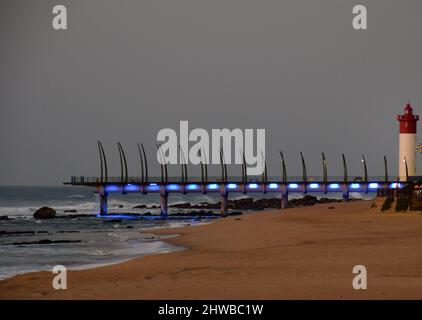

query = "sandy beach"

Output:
[[1, 200, 422, 300]]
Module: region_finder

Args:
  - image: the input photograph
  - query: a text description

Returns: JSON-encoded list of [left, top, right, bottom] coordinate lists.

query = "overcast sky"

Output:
[[1, 0, 422, 186]]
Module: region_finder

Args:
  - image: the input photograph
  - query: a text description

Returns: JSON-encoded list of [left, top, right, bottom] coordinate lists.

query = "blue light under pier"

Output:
[[328, 183, 340, 189], [350, 183, 361, 189], [105, 185, 120, 193], [167, 184, 180, 191], [207, 183, 219, 190], [186, 184, 199, 190], [124, 184, 140, 192], [146, 183, 160, 192], [97, 181, 401, 196]]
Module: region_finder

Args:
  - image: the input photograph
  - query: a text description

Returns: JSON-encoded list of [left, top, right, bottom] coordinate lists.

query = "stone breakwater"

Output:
[[165, 195, 357, 211], [10, 196, 358, 223]]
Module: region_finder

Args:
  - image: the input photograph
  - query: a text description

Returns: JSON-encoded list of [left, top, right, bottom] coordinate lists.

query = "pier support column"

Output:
[[201, 183, 207, 194], [220, 185, 228, 217], [342, 184, 349, 202], [281, 185, 288, 209], [99, 188, 108, 216], [160, 186, 168, 217]]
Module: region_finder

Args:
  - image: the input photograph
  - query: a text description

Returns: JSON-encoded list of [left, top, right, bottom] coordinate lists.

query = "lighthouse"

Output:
[[397, 103, 419, 181]]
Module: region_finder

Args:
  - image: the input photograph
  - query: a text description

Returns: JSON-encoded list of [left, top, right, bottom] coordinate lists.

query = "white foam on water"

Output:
[[0, 215, 208, 281], [67, 194, 85, 199], [0, 239, 184, 281]]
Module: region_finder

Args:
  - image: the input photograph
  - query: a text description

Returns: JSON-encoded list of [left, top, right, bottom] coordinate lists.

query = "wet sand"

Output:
[[1, 201, 422, 299]]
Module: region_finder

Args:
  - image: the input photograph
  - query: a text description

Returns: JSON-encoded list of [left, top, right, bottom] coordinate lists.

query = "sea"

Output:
[[0, 186, 372, 280]]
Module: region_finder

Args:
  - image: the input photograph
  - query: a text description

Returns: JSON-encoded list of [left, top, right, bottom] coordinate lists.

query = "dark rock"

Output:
[[170, 202, 192, 208], [63, 209, 77, 213], [0, 230, 36, 236], [169, 210, 237, 217], [38, 239, 54, 244], [287, 195, 343, 208], [118, 205, 124, 208], [0, 215, 11, 220], [288, 195, 318, 207], [250, 198, 280, 210], [126, 225, 134, 229], [4, 239, 82, 246], [33, 207, 56, 219], [133, 204, 147, 209], [61, 214, 96, 219], [104, 219, 122, 223], [328, 206, 335, 209], [139, 196, 344, 213]]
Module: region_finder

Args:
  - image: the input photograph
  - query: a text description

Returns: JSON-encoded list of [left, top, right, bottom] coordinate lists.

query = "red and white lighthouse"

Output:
[[397, 103, 419, 180]]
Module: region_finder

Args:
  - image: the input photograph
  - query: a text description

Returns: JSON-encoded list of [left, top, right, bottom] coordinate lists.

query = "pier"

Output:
[[64, 142, 407, 216]]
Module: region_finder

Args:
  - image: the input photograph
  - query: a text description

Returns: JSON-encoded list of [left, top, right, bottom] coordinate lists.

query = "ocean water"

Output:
[[0, 186, 222, 280], [0, 186, 371, 280]]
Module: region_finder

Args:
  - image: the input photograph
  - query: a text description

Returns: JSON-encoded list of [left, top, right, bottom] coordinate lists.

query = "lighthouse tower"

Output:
[[397, 103, 419, 181]]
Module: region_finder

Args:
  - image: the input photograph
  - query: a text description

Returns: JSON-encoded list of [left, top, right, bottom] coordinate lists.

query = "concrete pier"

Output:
[[160, 186, 169, 217], [99, 189, 108, 216], [281, 185, 288, 209], [220, 185, 228, 217], [83, 179, 400, 218], [342, 184, 349, 202]]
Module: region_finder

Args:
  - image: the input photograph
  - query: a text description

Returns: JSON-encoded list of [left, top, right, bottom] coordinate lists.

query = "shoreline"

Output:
[[0, 237, 183, 282], [0, 221, 204, 281], [1, 200, 422, 299]]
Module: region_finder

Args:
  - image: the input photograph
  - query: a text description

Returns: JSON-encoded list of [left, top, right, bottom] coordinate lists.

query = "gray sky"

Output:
[[1, 0, 422, 186]]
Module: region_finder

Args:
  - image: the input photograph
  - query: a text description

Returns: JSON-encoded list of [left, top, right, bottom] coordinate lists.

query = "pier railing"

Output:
[[66, 176, 397, 185]]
